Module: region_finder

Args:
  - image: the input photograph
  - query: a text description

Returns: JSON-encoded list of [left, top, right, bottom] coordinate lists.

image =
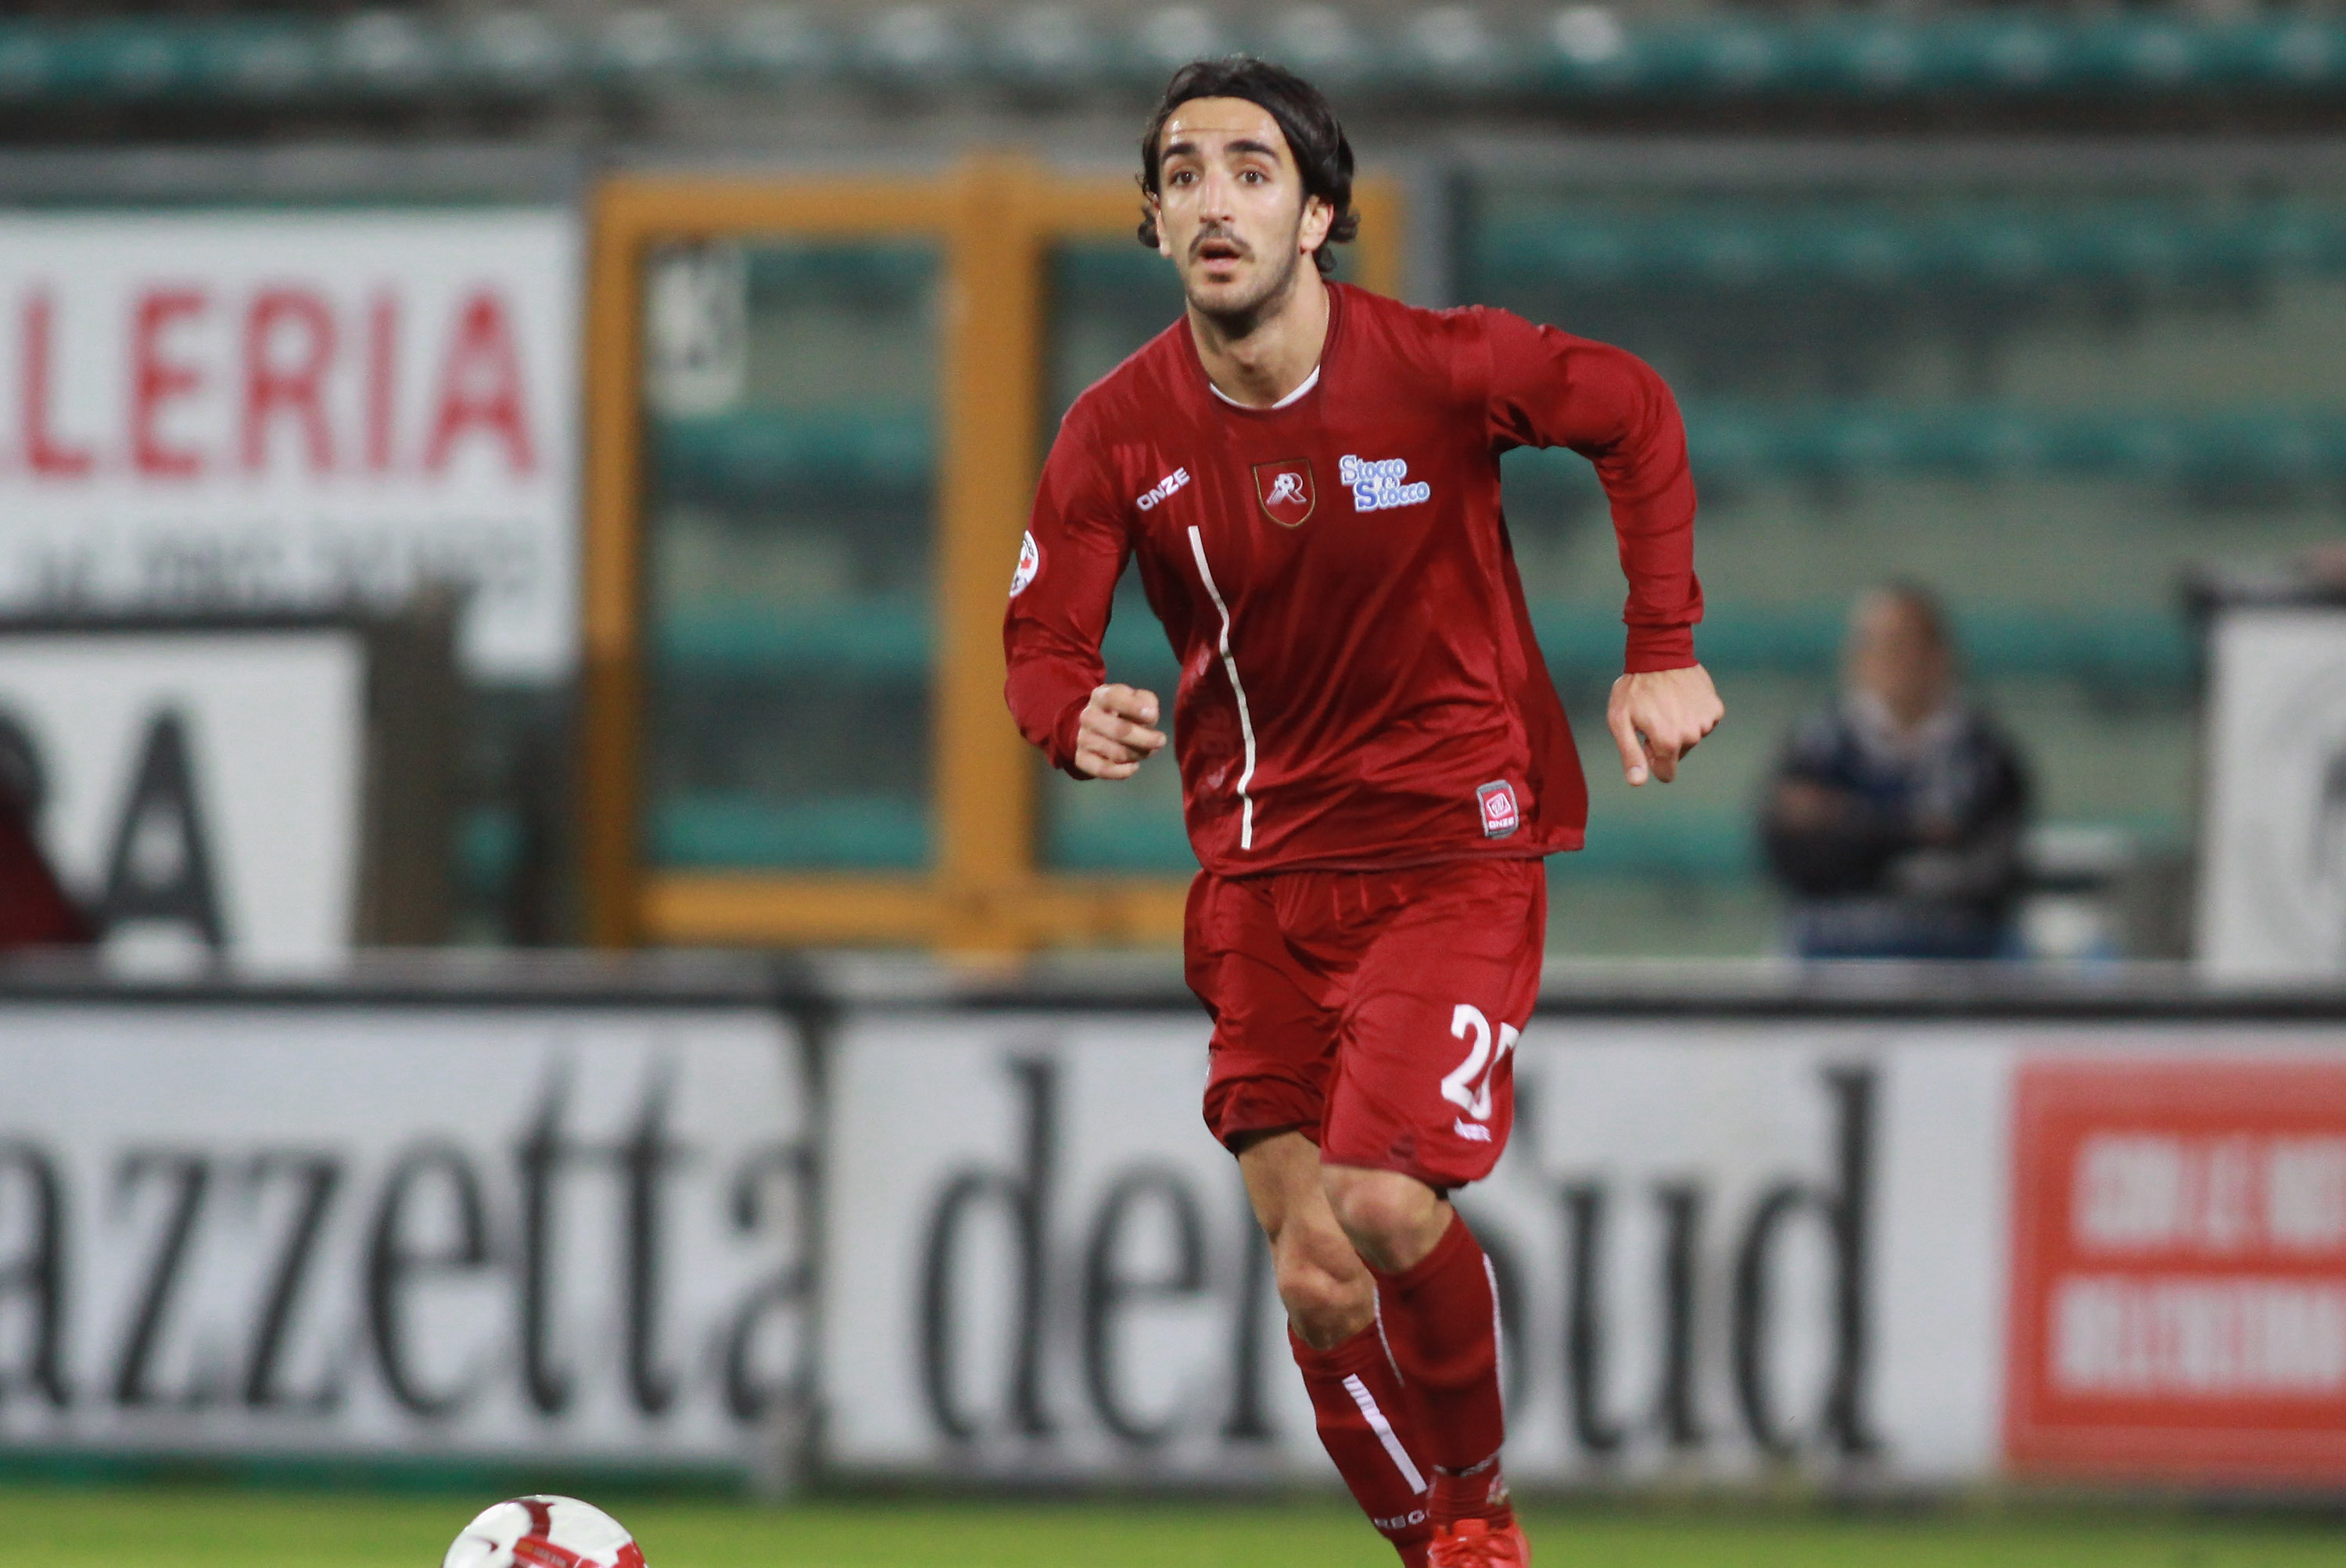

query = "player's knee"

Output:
[[1271, 1219, 1372, 1334], [1322, 1167, 1444, 1270], [1277, 1256, 1372, 1346]]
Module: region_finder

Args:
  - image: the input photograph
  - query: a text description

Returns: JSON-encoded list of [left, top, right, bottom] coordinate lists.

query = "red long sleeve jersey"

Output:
[[1003, 283, 1702, 877]]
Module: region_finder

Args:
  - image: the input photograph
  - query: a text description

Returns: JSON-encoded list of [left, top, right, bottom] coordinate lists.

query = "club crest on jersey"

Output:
[[1477, 780, 1520, 839], [1253, 458, 1315, 527], [1010, 529, 1041, 597]]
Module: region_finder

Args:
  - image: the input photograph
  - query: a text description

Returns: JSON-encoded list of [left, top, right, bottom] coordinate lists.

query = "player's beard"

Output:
[[1183, 215, 1305, 339]]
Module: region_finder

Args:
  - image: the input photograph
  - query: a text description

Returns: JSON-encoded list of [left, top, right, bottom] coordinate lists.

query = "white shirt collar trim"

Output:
[[1210, 364, 1320, 411]]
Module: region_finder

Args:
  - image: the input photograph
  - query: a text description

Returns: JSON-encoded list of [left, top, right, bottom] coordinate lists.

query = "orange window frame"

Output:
[[583, 157, 1404, 950]]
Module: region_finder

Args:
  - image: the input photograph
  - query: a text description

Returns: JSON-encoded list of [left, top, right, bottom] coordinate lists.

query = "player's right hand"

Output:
[[1608, 663, 1724, 786], [1074, 684, 1168, 780]]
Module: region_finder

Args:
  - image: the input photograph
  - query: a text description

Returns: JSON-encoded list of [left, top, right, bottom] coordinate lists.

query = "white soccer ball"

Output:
[[443, 1495, 644, 1568]]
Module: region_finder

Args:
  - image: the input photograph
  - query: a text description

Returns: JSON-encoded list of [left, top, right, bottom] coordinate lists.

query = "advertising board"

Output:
[[2005, 1055, 2346, 1481], [2198, 606, 2346, 979], [0, 211, 578, 680], [820, 1014, 2014, 1485], [822, 1010, 2346, 1491], [1, 982, 2335, 1491], [0, 999, 809, 1471], [0, 625, 364, 964]]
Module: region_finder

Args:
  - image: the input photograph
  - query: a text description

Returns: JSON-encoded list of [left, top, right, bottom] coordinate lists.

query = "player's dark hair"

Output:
[[1137, 56, 1358, 276]]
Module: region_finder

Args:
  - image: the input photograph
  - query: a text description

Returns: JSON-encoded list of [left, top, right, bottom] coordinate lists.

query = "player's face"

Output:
[[1152, 98, 1334, 323]]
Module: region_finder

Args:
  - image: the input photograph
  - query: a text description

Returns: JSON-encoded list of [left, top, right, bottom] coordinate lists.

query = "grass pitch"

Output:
[[3, 1485, 2341, 1567]]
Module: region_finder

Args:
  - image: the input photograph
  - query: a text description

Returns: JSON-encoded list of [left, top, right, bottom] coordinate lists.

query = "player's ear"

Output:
[[1150, 193, 1173, 259], [1298, 192, 1334, 260]]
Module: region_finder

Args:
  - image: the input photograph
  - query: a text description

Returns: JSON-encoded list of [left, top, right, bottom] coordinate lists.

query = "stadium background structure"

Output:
[[0, 5, 2344, 1549], [3, 9, 2346, 118], [2, 5, 2341, 962], [580, 138, 2344, 957]]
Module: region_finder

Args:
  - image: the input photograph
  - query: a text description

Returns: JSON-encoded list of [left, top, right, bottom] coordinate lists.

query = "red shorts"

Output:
[[1186, 857, 1546, 1189]]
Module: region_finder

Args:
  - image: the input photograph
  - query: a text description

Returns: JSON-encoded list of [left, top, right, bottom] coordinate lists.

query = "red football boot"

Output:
[[1426, 1515, 1530, 1567]]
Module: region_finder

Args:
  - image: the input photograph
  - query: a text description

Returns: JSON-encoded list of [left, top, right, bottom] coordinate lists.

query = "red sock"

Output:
[[1288, 1322, 1433, 1563], [1371, 1215, 1512, 1530]]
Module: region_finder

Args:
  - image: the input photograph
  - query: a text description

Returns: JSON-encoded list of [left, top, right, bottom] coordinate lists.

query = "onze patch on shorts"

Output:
[[1476, 780, 1519, 838]]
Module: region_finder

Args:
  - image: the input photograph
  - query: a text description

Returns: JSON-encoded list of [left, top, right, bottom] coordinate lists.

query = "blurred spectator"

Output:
[[0, 712, 91, 949], [2298, 540, 2346, 590], [1762, 583, 2030, 960]]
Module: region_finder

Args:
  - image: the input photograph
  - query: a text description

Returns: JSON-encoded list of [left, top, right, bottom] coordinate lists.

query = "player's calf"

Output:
[[1365, 1212, 1516, 1539], [1239, 1134, 1433, 1562], [1289, 1324, 1436, 1566]]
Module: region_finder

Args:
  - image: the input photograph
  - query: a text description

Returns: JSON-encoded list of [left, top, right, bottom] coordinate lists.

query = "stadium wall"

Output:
[[0, 963, 2339, 1494]]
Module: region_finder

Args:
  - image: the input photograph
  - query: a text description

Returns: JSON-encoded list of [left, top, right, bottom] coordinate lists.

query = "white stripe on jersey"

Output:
[[1186, 526, 1257, 851]]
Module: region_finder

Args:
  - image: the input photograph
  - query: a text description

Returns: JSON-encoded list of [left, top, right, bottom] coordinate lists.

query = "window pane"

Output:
[[641, 239, 938, 872]]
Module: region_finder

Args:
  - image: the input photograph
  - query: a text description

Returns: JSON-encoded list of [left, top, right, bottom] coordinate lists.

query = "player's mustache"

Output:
[[1189, 226, 1250, 262]]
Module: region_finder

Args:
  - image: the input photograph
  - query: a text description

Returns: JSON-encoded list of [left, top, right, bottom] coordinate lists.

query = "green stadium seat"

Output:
[[0, 13, 2341, 109]]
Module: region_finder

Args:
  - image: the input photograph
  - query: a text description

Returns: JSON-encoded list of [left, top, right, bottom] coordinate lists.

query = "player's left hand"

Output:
[[1608, 664, 1724, 786]]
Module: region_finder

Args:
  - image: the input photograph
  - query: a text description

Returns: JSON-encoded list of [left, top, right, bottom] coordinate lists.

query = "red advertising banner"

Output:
[[2006, 1057, 2346, 1482]]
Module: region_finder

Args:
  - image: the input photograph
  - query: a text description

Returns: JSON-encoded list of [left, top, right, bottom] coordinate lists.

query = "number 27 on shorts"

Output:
[[1441, 1003, 1518, 1124]]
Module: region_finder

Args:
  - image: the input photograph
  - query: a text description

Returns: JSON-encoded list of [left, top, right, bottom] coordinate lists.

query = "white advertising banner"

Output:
[[0, 1001, 809, 1469], [5, 991, 2337, 1486], [2198, 606, 2346, 979], [0, 627, 364, 965], [0, 211, 578, 680], [821, 1012, 2346, 1488]]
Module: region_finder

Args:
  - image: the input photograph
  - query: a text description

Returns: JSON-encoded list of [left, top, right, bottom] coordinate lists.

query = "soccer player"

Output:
[[1003, 59, 1721, 1568]]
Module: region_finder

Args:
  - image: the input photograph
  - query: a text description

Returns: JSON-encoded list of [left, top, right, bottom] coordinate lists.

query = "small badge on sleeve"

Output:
[[1477, 780, 1520, 839], [1010, 530, 1041, 597]]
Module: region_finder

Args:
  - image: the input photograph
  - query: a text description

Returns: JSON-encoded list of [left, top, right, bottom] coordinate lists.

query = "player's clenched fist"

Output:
[[1074, 684, 1168, 780], [1609, 664, 1724, 786]]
